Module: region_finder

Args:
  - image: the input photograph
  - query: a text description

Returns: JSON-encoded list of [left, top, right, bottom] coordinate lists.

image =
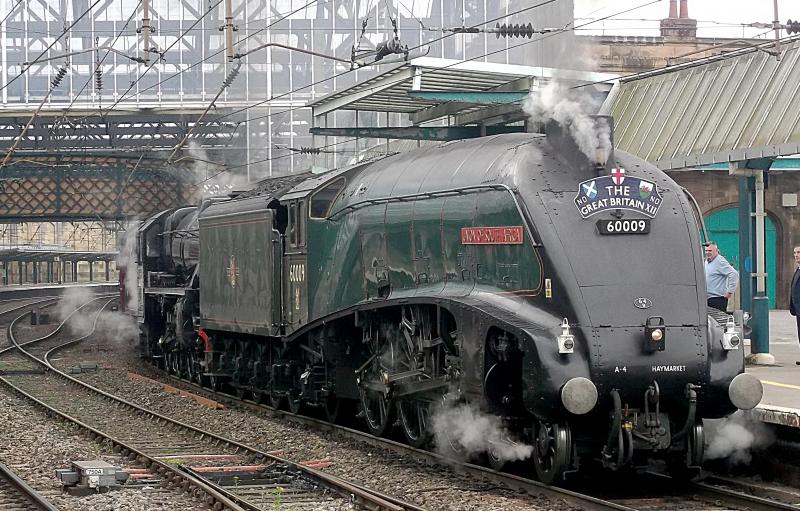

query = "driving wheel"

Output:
[[533, 421, 572, 484]]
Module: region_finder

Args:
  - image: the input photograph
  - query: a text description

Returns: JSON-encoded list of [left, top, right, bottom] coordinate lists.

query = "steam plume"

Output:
[[116, 220, 139, 314], [522, 80, 611, 164], [431, 402, 533, 463], [184, 141, 249, 198], [57, 287, 101, 337], [704, 411, 774, 465], [56, 287, 138, 345]]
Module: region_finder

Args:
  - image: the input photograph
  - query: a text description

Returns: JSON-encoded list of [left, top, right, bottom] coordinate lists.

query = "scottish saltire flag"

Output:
[[582, 180, 598, 200]]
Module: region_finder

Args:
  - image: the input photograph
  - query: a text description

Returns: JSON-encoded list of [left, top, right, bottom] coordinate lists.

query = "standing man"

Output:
[[705, 242, 739, 312], [790, 245, 800, 365]]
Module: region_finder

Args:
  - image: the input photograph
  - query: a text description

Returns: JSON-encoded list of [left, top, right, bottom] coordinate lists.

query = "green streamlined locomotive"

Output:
[[131, 130, 762, 483]]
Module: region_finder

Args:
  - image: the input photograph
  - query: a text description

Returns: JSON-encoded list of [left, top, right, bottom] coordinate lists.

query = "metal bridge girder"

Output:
[[309, 125, 526, 141], [0, 160, 186, 220]]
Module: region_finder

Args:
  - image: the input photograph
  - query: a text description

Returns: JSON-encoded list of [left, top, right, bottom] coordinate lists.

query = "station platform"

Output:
[[0, 282, 118, 300], [747, 310, 800, 428]]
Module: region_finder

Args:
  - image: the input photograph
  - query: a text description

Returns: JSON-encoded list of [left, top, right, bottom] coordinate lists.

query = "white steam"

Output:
[[185, 141, 249, 198], [57, 287, 100, 337], [116, 221, 139, 314], [56, 287, 138, 345], [92, 310, 138, 346], [56, 287, 96, 328], [522, 80, 612, 164], [431, 402, 533, 463], [704, 411, 774, 465]]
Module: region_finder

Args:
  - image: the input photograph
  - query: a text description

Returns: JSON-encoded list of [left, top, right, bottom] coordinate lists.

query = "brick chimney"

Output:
[[661, 0, 697, 39]]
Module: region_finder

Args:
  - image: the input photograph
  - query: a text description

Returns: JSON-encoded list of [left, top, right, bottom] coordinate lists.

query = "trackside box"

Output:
[[198, 196, 281, 336]]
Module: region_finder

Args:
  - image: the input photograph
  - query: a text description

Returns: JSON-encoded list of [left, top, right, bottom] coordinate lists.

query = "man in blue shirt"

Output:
[[705, 242, 739, 312], [789, 245, 800, 365]]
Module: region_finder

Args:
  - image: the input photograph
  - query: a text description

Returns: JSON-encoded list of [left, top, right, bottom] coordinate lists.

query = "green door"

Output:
[[704, 207, 776, 308]]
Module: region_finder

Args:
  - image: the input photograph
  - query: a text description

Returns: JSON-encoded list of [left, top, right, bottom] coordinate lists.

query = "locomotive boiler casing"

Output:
[[168, 207, 200, 277], [299, 133, 750, 420]]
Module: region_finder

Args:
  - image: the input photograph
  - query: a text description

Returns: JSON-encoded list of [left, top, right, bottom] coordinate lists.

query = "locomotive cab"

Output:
[[279, 167, 353, 332]]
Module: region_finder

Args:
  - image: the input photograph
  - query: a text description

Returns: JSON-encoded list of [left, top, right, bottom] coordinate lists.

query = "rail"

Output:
[[1, 300, 415, 511], [0, 462, 59, 511]]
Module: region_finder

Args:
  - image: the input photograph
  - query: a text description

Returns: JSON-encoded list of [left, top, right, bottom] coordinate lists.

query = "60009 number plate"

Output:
[[597, 219, 651, 235]]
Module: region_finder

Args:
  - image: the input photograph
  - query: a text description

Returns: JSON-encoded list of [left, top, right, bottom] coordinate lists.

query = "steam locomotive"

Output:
[[128, 125, 762, 483]]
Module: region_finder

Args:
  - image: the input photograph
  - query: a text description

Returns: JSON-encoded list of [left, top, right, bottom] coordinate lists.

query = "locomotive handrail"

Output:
[[326, 183, 542, 246], [326, 184, 508, 218], [157, 228, 199, 238], [681, 186, 709, 244]]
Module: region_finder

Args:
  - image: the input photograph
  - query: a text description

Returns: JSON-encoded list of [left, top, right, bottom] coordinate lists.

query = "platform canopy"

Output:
[[308, 57, 616, 127], [0, 247, 118, 262], [601, 36, 800, 170]]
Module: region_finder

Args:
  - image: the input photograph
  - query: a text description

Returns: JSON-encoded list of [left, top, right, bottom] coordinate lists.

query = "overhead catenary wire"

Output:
[[188, 136, 372, 191], [49, 0, 552, 166], [0, 0, 23, 29], [115, 0, 555, 120], [188, 0, 667, 178], [193, 0, 667, 181], [13, 0, 666, 174], [218, 0, 660, 128], [50, 0, 317, 188], [108, 0, 322, 113], [42, 0, 229, 156], [0, 62, 70, 168], [165, 61, 242, 165], [3, 0, 705, 182], [49, 1, 143, 152], [109, 1, 325, 203], [0, 0, 104, 95], [100, 0, 225, 118], [12, 0, 592, 162], [213, 0, 562, 126]]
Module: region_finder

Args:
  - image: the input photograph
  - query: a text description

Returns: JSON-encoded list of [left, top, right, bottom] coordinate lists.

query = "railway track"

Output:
[[0, 302, 427, 511], [97, 367, 633, 511], [15, 293, 792, 511], [0, 462, 59, 511], [0, 298, 48, 314], [567, 471, 800, 511], [0, 296, 110, 371], [0, 297, 60, 349], [132, 369, 800, 511]]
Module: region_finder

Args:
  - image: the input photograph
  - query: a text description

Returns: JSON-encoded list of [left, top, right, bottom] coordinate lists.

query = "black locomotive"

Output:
[[128, 125, 762, 483]]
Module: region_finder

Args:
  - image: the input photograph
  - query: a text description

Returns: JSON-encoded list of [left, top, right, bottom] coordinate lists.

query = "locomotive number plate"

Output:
[[596, 219, 650, 235]]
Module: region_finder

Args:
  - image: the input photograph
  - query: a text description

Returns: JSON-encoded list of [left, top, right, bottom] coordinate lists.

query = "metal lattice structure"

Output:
[[0, 109, 239, 151], [0, 0, 574, 176], [0, 157, 185, 220]]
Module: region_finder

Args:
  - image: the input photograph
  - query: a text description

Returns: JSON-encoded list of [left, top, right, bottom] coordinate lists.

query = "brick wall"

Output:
[[669, 171, 800, 309]]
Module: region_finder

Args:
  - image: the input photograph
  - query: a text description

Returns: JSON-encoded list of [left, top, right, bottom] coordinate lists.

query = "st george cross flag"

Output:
[[611, 167, 626, 185]]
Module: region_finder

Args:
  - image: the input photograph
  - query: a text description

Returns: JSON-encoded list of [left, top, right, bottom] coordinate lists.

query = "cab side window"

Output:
[[298, 200, 306, 246], [287, 200, 307, 248], [288, 202, 297, 247], [310, 178, 346, 219]]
